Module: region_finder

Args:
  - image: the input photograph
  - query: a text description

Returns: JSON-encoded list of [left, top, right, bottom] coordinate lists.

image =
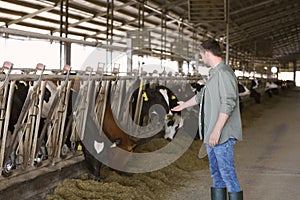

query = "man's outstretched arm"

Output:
[[172, 95, 198, 111]]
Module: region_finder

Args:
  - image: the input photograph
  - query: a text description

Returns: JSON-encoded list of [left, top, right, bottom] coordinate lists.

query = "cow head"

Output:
[[158, 88, 184, 141], [190, 82, 205, 94], [164, 113, 184, 141]]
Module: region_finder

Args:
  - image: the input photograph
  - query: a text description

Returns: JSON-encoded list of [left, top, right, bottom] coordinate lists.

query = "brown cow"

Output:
[[80, 81, 135, 180], [102, 101, 135, 152]]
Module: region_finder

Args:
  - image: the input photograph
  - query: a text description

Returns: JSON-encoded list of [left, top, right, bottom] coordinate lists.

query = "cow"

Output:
[[238, 81, 250, 97], [190, 82, 205, 94], [171, 81, 204, 101], [265, 81, 279, 97], [238, 81, 250, 111], [274, 80, 287, 90], [130, 81, 184, 141], [250, 79, 262, 103], [72, 79, 135, 181], [169, 81, 205, 140], [79, 99, 135, 180], [2, 74, 56, 175], [129, 79, 207, 141], [8, 81, 30, 134]]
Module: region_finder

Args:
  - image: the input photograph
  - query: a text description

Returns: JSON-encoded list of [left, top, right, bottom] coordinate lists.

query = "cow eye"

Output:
[[167, 120, 174, 126]]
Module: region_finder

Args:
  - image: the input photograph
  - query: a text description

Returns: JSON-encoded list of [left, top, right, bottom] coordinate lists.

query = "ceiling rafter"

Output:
[[1, 0, 300, 64]]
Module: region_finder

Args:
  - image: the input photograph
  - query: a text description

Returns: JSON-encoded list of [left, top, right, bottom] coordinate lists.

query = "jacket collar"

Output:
[[209, 60, 225, 77]]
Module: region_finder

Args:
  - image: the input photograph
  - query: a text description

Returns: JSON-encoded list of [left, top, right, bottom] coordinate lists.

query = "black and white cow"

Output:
[[130, 80, 206, 141], [237, 81, 250, 111], [7, 81, 30, 134], [3, 79, 54, 175], [5, 79, 51, 139], [171, 82, 205, 101], [265, 81, 279, 97], [131, 82, 184, 141], [250, 79, 262, 103], [238, 81, 250, 97], [159, 86, 184, 140]]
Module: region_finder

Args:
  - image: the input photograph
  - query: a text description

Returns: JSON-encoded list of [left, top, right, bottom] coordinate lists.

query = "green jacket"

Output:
[[196, 61, 242, 144]]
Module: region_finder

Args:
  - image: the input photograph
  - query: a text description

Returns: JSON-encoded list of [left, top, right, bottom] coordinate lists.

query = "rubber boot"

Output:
[[211, 187, 227, 200], [228, 191, 243, 200]]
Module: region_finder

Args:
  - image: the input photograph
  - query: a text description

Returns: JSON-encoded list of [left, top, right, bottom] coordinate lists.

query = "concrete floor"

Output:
[[169, 88, 300, 200], [236, 87, 300, 200]]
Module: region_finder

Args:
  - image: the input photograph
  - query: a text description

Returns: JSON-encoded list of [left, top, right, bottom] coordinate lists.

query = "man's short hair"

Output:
[[199, 39, 222, 57]]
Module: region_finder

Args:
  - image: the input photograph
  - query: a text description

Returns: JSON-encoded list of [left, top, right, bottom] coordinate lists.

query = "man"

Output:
[[172, 39, 243, 200]]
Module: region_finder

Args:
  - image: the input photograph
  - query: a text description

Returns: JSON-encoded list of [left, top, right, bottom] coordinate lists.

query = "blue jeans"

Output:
[[206, 138, 241, 193]]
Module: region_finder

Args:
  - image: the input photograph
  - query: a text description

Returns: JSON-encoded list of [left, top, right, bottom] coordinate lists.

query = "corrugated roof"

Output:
[[1, 0, 299, 71]]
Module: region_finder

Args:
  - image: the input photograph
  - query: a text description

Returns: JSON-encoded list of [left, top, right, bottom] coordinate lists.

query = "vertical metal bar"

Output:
[[65, 0, 71, 66], [134, 79, 144, 125], [111, 0, 114, 41], [57, 80, 72, 158], [94, 81, 103, 118], [293, 60, 297, 83], [0, 81, 16, 175], [79, 69, 93, 140], [0, 62, 13, 139], [127, 38, 133, 72], [46, 124, 53, 157], [99, 81, 110, 132], [54, 84, 66, 159], [93, 80, 108, 135], [51, 104, 61, 160], [27, 89, 39, 160], [225, 0, 230, 65], [60, 0, 63, 69], [115, 80, 125, 120], [0, 83, 9, 139], [138, 0, 141, 29], [111, 0, 114, 70], [23, 91, 35, 169], [17, 127, 24, 167], [161, 6, 167, 60], [30, 81, 46, 166], [65, 0, 69, 37], [106, 0, 111, 72], [142, 0, 145, 27], [55, 104, 64, 160]]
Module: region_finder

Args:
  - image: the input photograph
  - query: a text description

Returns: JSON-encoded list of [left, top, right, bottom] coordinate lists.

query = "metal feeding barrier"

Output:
[[0, 60, 280, 181], [0, 61, 204, 179]]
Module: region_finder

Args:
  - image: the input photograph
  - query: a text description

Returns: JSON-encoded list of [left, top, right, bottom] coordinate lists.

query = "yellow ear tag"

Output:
[[15, 84, 18, 90], [77, 144, 82, 151], [171, 95, 176, 100], [142, 92, 149, 101]]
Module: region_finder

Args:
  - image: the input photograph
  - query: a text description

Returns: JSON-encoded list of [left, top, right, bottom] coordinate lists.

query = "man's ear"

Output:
[[203, 50, 214, 60], [206, 50, 212, 57]]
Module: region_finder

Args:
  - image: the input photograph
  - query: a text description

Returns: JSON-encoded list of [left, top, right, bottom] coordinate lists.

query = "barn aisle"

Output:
[[235, 87, 300, 200], [168, 87, 300, 200]]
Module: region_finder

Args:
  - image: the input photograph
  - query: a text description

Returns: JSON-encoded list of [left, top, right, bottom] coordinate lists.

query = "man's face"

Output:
[[200, 50, 209, 66]]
